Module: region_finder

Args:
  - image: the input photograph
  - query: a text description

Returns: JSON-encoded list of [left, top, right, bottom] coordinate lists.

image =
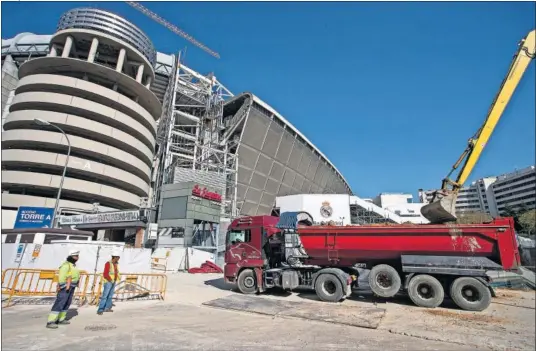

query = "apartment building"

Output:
[[492, 166, 536, 215], [419, 165, 535, 217]]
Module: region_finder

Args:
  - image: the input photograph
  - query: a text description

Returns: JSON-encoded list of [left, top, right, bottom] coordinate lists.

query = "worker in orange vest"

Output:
[[97, 250, 121, 315]]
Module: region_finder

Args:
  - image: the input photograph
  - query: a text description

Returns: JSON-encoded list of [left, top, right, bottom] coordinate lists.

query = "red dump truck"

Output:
[[224, 212, 521, 311]]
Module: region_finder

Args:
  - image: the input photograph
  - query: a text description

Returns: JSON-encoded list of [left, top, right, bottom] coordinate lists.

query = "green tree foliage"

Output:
[[502, 205, 527, 232], [518, 209, 536, 235]]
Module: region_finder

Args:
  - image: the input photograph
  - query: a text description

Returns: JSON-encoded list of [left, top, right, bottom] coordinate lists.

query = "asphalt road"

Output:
[[2, 272, 534, 351], [2, 301, 475, 351]]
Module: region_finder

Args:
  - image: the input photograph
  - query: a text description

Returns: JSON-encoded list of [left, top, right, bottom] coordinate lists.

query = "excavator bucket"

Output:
[[420, 193, 458, 224]]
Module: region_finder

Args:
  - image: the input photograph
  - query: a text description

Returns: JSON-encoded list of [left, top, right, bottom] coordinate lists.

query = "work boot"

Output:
[[46, 323, 58, 329], [104, 309, 114, 312], [57, 320, 70, 325]]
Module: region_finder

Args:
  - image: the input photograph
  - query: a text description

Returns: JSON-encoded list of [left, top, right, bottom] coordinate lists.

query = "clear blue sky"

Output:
[[2, 1, 535, 199]]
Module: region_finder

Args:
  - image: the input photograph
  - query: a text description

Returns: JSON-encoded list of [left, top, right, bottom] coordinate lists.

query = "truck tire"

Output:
[[368, 264, 401, 298], [237, 269, 257, 294], [449, 277, 491, 312], [407, 274, 445, 308], [315, 274, 344, 302]]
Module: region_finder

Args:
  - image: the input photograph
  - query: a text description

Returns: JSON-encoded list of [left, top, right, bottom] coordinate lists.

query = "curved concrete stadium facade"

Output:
[[1, 7, 351, 218], [1, 8, 161, 213], [223, 93, 352, 216]]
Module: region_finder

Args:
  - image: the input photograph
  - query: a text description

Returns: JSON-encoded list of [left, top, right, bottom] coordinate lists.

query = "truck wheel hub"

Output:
[[417, 284, 434, 299], [322, 281, 337, 295], [244, 276, 255, 288], [376, 273, 392, 288], [462, 286, 479, 301]]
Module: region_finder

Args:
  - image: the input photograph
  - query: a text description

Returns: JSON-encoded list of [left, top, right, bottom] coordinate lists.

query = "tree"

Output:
[[518, 209, 536, 236], [502, 205, 526, 232]]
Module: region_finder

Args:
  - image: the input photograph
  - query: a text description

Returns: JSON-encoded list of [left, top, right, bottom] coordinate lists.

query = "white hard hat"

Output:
[[69, 249, 80, 256], [112, 249, 122, 257]]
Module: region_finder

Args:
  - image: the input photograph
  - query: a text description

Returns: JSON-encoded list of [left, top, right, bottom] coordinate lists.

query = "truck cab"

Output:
[[224, 215, 279, 290]]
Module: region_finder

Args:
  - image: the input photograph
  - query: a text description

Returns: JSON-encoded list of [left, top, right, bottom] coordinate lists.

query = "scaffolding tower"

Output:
[[152, 52, 237, 218]]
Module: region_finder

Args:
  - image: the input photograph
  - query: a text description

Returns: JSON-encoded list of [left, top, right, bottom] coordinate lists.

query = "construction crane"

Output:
[[421, 30, 535, 224], [126, 1, 220, 59]]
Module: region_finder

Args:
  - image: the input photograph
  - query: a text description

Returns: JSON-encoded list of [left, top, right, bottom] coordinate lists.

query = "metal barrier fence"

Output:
[[151, 251, 171, 271], [1, 268, 167, 308], [2, 268, 46, 295], [93, 273, 167, 302]]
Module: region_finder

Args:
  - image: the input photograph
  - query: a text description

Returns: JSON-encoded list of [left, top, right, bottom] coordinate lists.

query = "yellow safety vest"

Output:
[[58, 261, 80, 285], [107, 260, 121, 282]]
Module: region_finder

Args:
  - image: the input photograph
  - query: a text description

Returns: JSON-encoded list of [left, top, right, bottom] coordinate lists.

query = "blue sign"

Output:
[[14, 207, 54, 229]]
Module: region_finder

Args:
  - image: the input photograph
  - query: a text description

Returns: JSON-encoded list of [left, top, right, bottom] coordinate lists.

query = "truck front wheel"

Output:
[[237, 269, 257, 294], [315, 274, 344, 302], [369, 264, 401, 298], [407, 274, 445, 308], [449, 277, 491, 311]]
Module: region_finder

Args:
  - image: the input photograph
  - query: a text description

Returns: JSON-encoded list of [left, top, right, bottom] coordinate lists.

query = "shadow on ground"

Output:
[[204, 277, 295, 297], [203, 277, 465, 309], [204, 277, 234, 291], [66, 308, 79, 320]]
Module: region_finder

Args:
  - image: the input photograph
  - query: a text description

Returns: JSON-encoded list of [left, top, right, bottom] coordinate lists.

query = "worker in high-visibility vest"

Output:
[[97, 250, 121, 315], [46, 249, 81, 329]]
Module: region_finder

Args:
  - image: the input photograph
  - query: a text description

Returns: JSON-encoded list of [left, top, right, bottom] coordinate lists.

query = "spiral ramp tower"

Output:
[[1, 8, 162, 214]]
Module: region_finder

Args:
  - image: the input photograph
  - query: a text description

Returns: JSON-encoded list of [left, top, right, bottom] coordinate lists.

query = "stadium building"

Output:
[[2, 8, 160, 216], [1, 7, 370, 248]]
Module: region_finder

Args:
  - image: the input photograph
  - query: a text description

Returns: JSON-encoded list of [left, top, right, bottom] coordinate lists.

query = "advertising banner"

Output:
[[59, 210, 140, 225]]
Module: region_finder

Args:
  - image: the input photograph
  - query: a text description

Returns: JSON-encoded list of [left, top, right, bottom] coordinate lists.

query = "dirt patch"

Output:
[[423, 309, 505, 323], [495, 288, 536, 300], [495, 290, 521, 299]]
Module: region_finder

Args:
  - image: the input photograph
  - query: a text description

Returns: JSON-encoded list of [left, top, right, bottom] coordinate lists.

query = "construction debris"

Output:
[[188, 261, 223, 274]]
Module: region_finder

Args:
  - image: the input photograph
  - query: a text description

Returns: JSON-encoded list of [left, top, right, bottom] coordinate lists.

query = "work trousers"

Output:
[[47, 286, 76, 324], [97, 282, 116, 313]]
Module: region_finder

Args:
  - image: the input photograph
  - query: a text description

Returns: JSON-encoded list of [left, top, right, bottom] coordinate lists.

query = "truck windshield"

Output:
[[227, 229, 251, 245]]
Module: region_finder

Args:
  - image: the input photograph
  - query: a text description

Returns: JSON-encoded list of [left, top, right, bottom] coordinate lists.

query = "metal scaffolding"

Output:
[[152, 52, 238, 218], [350, 204, 397, 225]]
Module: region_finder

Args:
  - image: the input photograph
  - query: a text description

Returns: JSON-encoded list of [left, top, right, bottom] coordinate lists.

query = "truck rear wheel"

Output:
[[237, 269, 257, 294], [407, 274, 445, 308], [315, 274, 344, 302], [449, 277, 491, 311], [369, 264, 401, 298]]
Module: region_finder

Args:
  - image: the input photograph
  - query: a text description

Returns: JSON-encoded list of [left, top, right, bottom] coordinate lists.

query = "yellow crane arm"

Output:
[[422, 30, 535, 224], [442, 29, 535, 192]]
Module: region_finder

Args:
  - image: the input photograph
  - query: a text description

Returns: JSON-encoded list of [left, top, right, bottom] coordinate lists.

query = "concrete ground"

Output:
[[1, 272, 534, 351]]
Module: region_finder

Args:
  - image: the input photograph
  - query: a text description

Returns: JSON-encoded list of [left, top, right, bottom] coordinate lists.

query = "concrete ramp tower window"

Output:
[[160, 196, 188, 220]]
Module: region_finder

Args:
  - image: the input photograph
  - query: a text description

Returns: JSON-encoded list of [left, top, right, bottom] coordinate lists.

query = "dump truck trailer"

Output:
[[224, 212, 521, 311]]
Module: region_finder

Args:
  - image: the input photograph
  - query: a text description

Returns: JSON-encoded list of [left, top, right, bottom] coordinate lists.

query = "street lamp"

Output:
[[34, 118, 71, 227]]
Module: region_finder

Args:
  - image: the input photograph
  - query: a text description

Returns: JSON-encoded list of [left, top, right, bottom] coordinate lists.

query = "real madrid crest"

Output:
[[320, 201, 333, 218]]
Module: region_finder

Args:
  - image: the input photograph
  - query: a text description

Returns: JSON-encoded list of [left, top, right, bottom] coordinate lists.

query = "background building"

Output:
[[221, 93, 352, 216], [492, 166, 536, 215], [373, 193, 428, 224], [275, 193, 413, 226], [1, 7, 354, 252], [419, 165, 536, 217], [2, 8, 160, 219]]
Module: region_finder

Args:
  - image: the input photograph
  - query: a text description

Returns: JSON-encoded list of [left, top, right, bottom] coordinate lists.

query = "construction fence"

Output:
[[1, 268, 167, 308]]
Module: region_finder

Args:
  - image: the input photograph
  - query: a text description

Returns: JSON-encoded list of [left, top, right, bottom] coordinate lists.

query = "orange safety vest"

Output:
[[106, 260, 121, 282]]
